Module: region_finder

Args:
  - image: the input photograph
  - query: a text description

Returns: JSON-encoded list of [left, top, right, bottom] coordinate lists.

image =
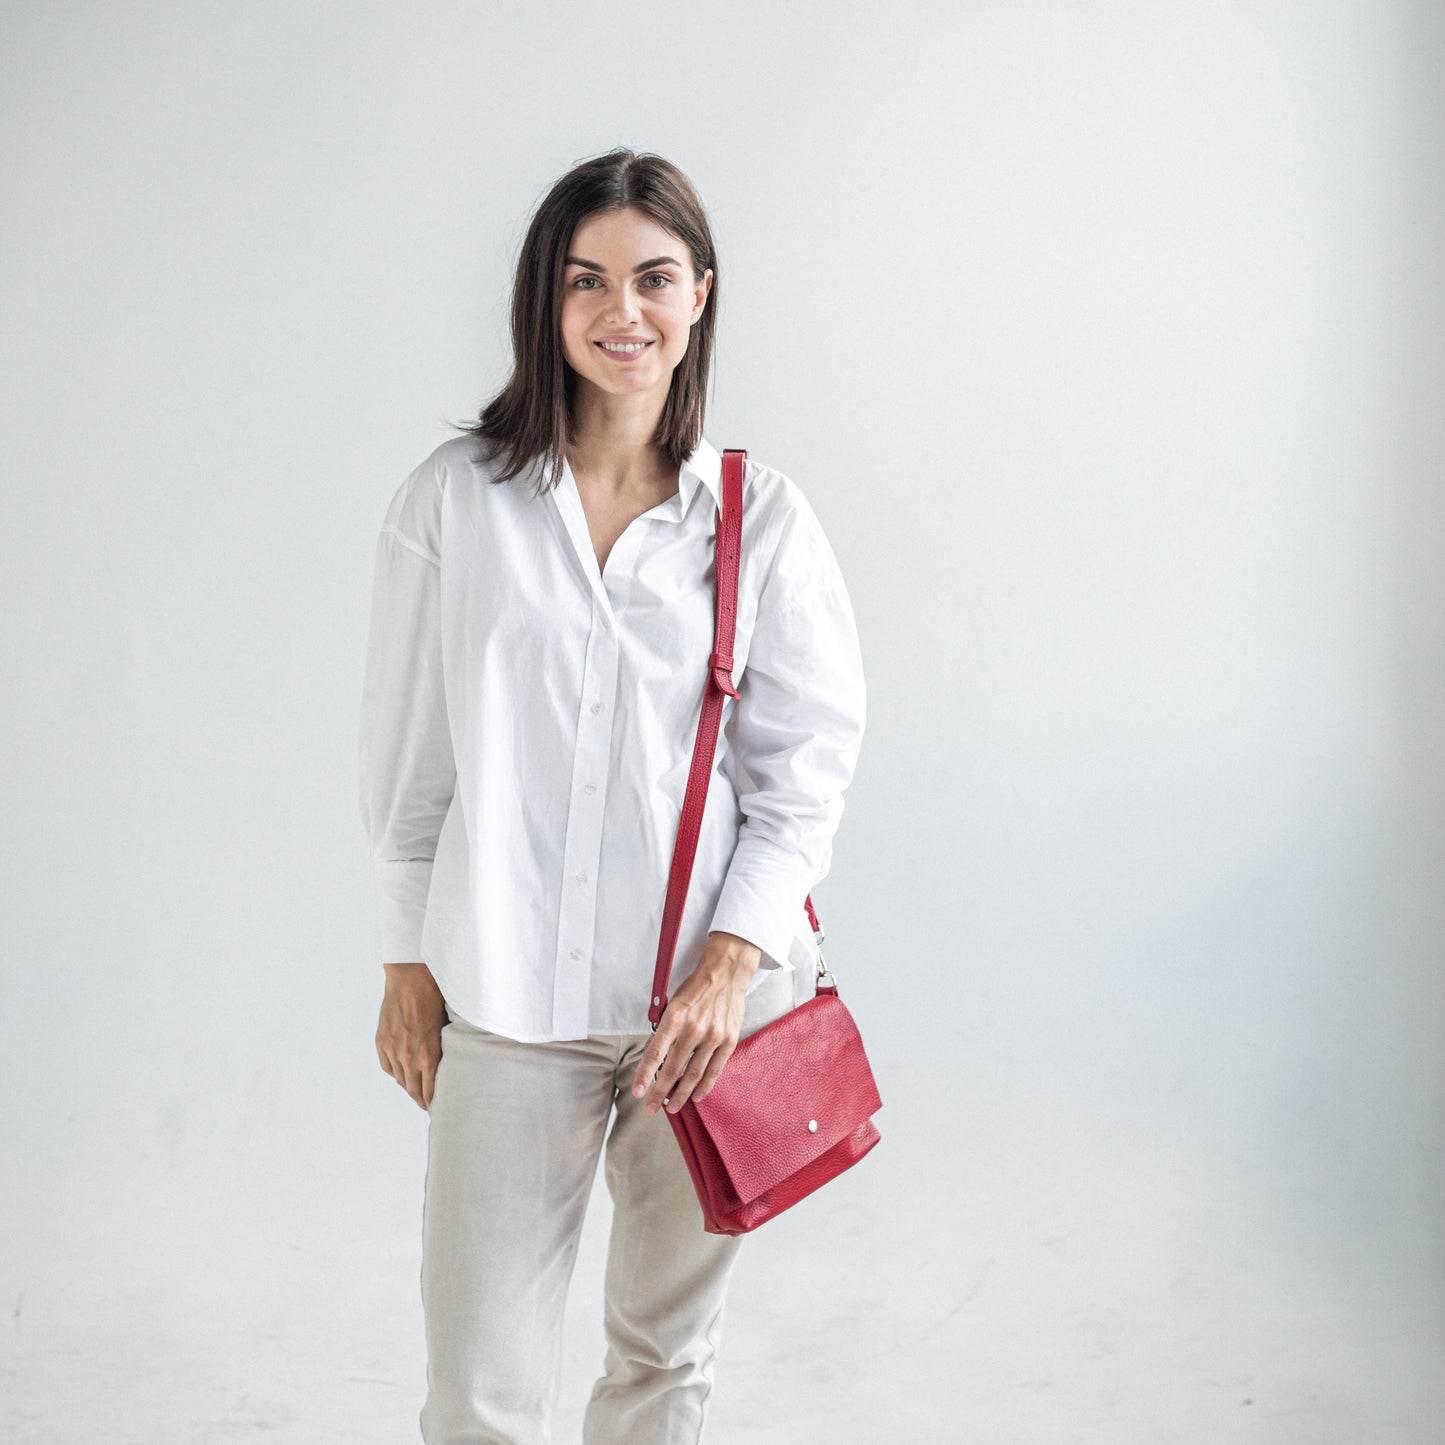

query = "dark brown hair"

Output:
[[450, 148, 719, 495]]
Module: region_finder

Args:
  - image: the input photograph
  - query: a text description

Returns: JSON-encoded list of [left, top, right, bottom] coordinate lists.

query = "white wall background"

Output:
[[2, 1, 1441, 1441]]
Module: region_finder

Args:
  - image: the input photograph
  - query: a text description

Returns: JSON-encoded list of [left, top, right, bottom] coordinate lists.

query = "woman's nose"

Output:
[[603, 286, 642, 323]]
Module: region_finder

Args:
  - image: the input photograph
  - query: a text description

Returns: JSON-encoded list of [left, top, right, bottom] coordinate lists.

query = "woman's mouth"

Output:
[[595, 340, 654, 363]]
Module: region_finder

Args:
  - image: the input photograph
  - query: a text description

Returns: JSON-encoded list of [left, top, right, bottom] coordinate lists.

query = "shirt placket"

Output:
[[551, 521, 650, 1038]]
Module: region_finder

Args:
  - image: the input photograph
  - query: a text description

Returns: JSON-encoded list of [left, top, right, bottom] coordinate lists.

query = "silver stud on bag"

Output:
[[808, 1119, 818, 1133]]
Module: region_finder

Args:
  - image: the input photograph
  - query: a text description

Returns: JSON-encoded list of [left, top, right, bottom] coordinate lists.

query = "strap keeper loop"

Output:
[[709, 649, 739, 697]]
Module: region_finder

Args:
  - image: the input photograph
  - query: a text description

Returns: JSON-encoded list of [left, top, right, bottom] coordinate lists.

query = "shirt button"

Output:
[[591, 701, 604, 714], [583, 783, 597, 794], [570, 948, 583, 960], [575, 871, 587, 884]]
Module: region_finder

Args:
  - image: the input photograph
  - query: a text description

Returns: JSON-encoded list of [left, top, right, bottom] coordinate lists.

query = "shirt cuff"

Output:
[[708, 835, 815, 970], [374, 859, 434, 963]]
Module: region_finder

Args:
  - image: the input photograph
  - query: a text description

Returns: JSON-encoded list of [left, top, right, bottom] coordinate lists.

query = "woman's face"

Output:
[[559, 206, 712, 409]]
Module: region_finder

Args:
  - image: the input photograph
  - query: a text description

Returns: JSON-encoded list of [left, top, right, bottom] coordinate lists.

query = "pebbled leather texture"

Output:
[[648, 447, 883, 1235], [668, 992, 884, 1234]]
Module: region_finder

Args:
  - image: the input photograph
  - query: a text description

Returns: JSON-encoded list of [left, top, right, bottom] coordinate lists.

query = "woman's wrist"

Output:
[[704, 930, 763, 976]]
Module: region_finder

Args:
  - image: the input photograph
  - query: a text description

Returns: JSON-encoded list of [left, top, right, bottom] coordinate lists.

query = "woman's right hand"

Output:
[[376, 962, 448, 1111]]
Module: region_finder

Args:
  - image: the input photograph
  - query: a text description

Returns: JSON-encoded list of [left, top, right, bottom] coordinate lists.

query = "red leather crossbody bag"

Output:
[[648, 446, 883, 1235]]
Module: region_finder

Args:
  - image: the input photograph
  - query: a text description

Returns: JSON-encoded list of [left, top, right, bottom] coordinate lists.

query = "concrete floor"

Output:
[[5, 1124, 1441, 1444]]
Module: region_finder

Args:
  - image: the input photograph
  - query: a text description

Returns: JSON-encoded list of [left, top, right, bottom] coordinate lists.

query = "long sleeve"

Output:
[[708, 490, 867, 966], [357, 459, 456, 965]]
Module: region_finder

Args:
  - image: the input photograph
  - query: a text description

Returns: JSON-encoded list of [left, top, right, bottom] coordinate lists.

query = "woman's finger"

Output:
[[659, 1018, 733, 1111], [632, 1042, 664, 1101], [408, 1061, 428, 1111], [632, 1016, 684, 1100], [635, 1006, 696, 1104], [689, 1041, 735, 1105], [664, 1045, 717, 1112], [650, 1038, 696, 1112]]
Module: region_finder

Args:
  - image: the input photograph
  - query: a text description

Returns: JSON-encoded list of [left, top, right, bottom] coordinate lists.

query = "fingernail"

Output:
[[633, 1083, 644, 1096]]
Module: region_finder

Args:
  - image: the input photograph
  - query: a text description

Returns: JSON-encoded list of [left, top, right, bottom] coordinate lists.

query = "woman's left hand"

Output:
[[632, 930, 763, 1114]]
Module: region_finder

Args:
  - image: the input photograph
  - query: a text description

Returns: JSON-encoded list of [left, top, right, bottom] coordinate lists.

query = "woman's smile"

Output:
[[595, 339, 655, 362]]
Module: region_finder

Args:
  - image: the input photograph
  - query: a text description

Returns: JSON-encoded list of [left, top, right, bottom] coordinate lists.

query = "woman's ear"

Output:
[[691, 267, 714, 324]]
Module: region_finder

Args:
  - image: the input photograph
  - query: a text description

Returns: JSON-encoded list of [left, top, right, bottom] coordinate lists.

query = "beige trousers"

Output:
[[418, 966, 797, 1445]]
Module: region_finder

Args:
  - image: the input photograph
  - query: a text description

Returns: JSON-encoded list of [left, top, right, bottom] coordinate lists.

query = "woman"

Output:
[[359, 147, 867, 1444]]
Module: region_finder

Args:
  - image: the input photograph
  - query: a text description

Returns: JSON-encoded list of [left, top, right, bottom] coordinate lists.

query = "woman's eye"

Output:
[[570, 274, 670, 291]]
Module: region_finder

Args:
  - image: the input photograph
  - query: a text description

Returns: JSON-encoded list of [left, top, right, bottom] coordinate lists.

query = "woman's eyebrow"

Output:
[[564, 255, 684, 273]]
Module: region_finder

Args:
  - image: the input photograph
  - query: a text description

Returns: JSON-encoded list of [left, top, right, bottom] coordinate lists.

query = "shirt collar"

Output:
[[547, 435, 723, 520], [679, 435, 723, 514]]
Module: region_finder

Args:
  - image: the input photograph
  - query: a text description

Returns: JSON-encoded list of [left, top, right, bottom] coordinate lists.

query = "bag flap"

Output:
[[689, 993, 882, 1204]]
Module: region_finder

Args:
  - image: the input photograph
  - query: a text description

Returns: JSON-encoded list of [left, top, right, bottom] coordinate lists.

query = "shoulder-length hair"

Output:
[[451, 147, 719, 495]]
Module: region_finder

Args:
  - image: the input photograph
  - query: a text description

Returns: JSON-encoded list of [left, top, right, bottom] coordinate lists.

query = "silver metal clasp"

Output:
[[814, 933, 837, 990]]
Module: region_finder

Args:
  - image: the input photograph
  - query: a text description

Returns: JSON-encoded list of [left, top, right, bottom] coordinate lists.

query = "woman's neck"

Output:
[[567, 383, 671, 494]]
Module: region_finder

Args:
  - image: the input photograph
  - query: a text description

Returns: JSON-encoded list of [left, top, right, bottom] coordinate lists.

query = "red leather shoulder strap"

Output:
[[647, 449, 822, 1029]]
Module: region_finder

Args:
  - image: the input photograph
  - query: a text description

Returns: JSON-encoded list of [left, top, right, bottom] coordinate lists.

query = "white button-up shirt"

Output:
[[358, 433, 867, 1042]]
